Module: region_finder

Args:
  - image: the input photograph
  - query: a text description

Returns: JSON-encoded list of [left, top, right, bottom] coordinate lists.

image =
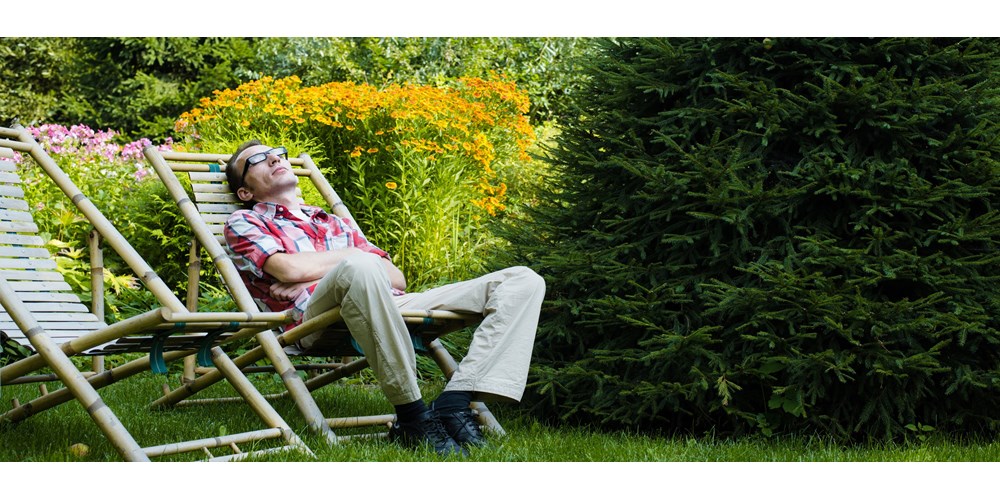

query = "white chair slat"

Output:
[[0, 258, 57, 270]]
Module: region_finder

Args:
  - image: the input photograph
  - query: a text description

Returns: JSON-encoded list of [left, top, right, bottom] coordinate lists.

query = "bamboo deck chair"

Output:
[[144, 146, 506, 443], [0, 126, 313, 461]]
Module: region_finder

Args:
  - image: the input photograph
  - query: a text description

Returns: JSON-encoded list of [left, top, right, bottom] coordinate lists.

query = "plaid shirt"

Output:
[[224, 202, 399, 328]]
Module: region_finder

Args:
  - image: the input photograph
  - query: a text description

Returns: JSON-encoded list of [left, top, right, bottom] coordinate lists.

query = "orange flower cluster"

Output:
[[177, 76, 535, 214], [457, 76, 534, 163], [471, 179, 508, 216]]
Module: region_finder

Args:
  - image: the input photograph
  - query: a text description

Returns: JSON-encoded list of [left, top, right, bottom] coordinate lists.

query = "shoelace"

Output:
[[451, 410, 478, 430], [425, 417, 454, 445]]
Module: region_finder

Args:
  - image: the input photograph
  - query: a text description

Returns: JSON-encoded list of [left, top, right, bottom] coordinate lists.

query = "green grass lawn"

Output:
[[2, 368, 996, 463], [2, 367, 995, 500]]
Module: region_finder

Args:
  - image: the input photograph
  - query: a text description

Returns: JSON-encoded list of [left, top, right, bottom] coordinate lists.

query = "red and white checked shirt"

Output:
[[224, 202, 401, 328]]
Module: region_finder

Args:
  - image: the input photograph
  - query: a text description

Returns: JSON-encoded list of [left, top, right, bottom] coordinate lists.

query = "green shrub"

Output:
[[505, 38, 1000, 439], [118, 178, 205, 293], [0, 38, 78, 126], [53, 37, 255, 141]]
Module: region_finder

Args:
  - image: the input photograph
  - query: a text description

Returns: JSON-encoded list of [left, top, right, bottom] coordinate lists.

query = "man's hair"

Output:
[[226, 139, 262, 208]]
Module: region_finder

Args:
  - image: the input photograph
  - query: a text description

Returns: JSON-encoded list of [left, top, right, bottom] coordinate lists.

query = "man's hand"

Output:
[[380, 257, 406, 291], [269, 279, 319, 301]]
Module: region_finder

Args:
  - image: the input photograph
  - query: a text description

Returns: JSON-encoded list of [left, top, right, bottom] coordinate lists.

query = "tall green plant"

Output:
[[504, 38, 1000, 439], [176, 76, 538, 289]]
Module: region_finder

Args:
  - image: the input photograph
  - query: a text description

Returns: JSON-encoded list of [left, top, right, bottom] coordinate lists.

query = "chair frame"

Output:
[[0, 126, 313, 461], [144, 146, 505, 443]]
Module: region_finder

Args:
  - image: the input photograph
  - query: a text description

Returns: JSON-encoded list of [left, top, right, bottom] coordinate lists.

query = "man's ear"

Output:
[[236, 186, 254, 202]]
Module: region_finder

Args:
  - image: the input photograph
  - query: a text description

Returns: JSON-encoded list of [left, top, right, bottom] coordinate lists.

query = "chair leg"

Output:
[[303, 357, 370, 392], [156, 335, 507, 440], [182, 355, 197, 383], [4, 347, 192, 424], [18, 329, 150, 461], [252, 333, 338, 444], [0, 273, 150, 461], [182, 241, 201, 384], [87, 231, 107, 377], [4, 346, 313, 461], [153, 331, 339, 445], [208, 347, 312, 455]]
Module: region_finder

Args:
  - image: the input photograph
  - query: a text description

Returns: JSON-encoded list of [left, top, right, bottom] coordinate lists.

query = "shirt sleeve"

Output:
[[342, 217, 390, 259], [225, 211, 285, 278]]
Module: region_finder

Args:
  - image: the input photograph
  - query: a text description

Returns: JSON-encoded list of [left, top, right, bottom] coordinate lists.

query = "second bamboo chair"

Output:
[[0, 126, 312, 461], [144, 146, 505, 444]]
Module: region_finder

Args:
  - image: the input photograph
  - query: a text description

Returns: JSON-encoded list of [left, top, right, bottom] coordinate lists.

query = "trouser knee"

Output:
[[510, 266, 546, 293]]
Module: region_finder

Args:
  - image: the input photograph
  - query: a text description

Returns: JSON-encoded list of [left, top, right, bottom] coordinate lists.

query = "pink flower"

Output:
[[23, 124, 171, 177]]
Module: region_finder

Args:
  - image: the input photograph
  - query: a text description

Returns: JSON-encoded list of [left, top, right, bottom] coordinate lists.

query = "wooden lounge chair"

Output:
[[143, 146, 505, 443], [0, 126, 313, 461]]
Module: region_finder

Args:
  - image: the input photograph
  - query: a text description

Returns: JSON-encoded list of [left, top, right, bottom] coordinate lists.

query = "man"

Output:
[[223, 140, 545, 456]]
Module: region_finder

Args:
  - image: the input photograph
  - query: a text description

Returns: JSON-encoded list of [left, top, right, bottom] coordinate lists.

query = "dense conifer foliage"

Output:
[[509, 38, 1000, 438]]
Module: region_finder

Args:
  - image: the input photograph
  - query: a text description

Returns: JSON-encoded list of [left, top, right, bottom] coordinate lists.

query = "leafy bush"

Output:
[[52, 37, 255, 141], [505, 38, 1000, 439], [0, 38, 78, 126], [118, 177, 204, 293], [175, 75, 540, 289]]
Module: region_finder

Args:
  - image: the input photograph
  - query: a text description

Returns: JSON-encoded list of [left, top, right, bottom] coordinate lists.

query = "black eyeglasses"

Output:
[[240, 146, 288, 187]]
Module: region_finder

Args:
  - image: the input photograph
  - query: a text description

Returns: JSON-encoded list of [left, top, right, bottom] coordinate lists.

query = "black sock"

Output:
[[395, 399, 429, 424], [432, 390, 473, 413]]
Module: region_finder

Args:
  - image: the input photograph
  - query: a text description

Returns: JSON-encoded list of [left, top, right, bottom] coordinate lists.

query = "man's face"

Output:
[[233, 144, 298, 202]]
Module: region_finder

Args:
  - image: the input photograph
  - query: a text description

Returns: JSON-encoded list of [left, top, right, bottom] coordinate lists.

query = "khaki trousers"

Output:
[[301, 252, 545, 406]]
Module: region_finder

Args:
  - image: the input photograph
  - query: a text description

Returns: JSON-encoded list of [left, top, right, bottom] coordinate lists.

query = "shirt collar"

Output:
[[251, 202, 326, 220]]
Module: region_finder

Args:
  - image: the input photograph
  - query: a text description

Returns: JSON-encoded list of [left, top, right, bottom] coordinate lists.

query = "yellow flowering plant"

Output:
[[175, 75, 537, 287]]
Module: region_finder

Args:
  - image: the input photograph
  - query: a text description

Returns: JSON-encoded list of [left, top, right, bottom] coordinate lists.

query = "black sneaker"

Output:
[[431, 403, 488, 448], [388, 409, 467, 457]]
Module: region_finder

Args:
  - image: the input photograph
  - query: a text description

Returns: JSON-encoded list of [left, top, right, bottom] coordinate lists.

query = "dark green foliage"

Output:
[[505, 38, 1000, 439], [0, 38, 78, 126], [54, 37, 255, 140]]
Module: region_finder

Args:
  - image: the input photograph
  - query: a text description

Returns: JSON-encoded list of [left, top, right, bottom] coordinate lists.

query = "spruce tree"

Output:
[[507, 38, 1000, 438]]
